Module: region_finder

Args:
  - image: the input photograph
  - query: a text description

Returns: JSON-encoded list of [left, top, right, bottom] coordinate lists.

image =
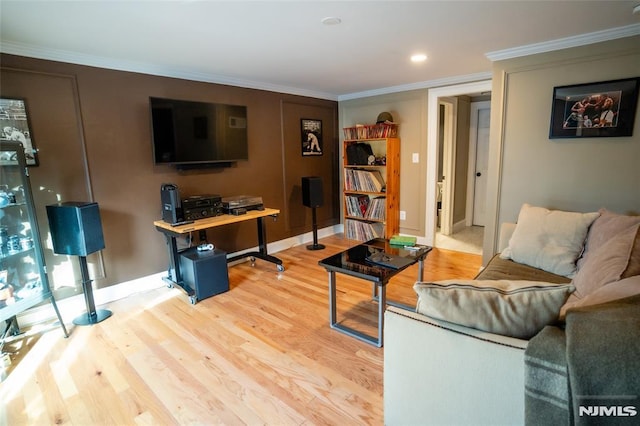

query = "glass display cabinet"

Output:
[[0, 141, 67, 339]]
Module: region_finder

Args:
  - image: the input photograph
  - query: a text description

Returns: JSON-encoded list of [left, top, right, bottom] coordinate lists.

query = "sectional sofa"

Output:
[[384, 205, 640, 425]]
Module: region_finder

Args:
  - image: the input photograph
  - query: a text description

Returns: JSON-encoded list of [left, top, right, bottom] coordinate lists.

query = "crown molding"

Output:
[[0, 41, 339, 101], [337, 72, 494, 101], [486, 23, 640, 62]]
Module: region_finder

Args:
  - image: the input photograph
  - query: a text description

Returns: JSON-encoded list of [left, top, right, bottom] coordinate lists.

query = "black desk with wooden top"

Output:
[[154, 208, 283, 298]]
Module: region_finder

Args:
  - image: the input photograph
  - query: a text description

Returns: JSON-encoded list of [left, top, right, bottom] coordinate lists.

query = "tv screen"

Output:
[[150, 97, 248, 166]]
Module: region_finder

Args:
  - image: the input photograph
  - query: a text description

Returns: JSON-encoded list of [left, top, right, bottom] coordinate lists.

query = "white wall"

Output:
[[484, 35, 640, 262], [339, 90, 427, 235]]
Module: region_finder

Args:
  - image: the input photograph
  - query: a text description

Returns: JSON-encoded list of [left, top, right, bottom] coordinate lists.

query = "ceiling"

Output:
[[1, 1, 639, 100]]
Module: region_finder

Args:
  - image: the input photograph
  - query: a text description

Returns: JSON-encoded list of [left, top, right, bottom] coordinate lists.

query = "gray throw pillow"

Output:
[[414, 279, 575, 339]]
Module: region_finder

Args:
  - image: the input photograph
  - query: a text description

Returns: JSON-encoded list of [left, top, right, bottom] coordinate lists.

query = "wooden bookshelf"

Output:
[[342, 137, 400, 241]]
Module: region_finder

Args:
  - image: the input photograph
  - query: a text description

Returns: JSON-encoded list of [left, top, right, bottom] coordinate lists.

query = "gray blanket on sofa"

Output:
[[525, 294, 640, 425]]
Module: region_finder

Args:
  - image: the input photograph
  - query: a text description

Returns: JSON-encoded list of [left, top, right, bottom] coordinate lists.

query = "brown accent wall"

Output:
[[0, 54, 338, 296]]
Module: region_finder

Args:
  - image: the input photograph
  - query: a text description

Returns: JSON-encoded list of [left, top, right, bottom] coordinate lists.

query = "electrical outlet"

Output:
[[400, 210, 406, 220], [412, 153, 419, 163]]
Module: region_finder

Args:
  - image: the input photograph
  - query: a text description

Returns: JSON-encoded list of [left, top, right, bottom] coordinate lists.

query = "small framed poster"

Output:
[[549, 77, 639, 139], [301, 119, 323, 156], [0, 98, 39, 166]]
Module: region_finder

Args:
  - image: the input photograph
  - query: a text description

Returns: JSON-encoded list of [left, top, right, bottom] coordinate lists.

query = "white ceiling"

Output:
[[1, 1, 639, 100]]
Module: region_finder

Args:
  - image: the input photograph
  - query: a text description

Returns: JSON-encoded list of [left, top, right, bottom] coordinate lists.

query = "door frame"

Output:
[[466, 100, 491, 226], [439, 97, 457, 236], [425, 80, 492, 246]]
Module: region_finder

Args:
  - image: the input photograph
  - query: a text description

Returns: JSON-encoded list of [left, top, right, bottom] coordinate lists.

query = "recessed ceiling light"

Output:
[[411, 54, 427, 63], [321, 17, 342, 25]]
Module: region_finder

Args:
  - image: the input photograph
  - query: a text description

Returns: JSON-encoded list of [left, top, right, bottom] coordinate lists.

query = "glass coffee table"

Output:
[[318, 238, 432, 347]]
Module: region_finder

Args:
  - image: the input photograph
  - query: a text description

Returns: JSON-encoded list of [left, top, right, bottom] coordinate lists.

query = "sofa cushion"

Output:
[[414, 279, 575, 339], [476, 254, 571, 284], [501, 204, 599, 277], [622, 226, 640, 279], [577, 208, 640, 272], [571, 223, 640, 298], [560, 275, 640, 319]]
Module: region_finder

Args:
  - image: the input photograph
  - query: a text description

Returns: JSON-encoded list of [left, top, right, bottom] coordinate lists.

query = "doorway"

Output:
[[426, 80, 492, 254], [467, 101, 491, 227]]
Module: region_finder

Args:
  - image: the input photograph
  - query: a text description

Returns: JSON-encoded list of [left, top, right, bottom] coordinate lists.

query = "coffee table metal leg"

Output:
[[418, 258, 425, 282], [377, 284, 385, 346], [328, 271, 384, 347], [329, 271, 337, 325]]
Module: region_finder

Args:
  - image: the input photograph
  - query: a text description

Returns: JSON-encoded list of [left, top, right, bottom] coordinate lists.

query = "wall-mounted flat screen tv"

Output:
[[150, 97, 248, 167]]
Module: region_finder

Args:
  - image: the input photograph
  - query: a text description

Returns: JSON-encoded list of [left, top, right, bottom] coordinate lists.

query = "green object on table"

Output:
[[390, 235, 417, 246]]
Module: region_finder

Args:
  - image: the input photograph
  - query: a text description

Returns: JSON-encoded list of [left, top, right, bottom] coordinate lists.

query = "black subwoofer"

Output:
[[46, 202, 105, 256], [302, 176, 323, 208]]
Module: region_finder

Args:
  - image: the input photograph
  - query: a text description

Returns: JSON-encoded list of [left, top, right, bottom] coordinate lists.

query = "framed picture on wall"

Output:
[[301, 118, 323, 156], [549, 77, 640, 139], [0, 98, 39, 166]]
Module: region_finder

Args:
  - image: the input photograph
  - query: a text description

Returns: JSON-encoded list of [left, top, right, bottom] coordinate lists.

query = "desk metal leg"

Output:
[[164, 234, 182, 284], [229, 216, 284, 271]]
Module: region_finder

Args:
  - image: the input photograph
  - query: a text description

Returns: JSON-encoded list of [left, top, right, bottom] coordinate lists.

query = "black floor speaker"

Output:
[[179, 247, 229, 302], [301, 176, 325, 250], [302, 176, 323, 208], [46, 202, 105, 256], [46, 202, 111, 325]]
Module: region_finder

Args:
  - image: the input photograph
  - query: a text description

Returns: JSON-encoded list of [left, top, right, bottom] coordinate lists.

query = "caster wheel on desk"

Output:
[[167, 282, 174, 289], [277, 264, 285, 272], [250, 256, 256, 266], [189, 296, 197, 305]]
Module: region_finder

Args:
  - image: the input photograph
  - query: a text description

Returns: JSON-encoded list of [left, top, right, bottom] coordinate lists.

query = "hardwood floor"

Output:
[[1, 234, 481, 425]]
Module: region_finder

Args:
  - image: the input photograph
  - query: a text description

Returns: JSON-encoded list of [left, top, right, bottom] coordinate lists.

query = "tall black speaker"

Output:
[[46, 202, 111, 326], [301, 176, 325, 250], [302, 176, 323, 208], [46, 202, 105, 256], [161, 183, 183, 224]]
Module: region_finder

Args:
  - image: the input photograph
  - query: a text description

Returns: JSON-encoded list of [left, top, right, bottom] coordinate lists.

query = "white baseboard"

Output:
[[16, 224, 342, 328]]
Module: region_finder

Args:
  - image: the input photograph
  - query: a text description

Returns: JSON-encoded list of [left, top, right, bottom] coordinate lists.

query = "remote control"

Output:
[[171, 220, 194, 227]]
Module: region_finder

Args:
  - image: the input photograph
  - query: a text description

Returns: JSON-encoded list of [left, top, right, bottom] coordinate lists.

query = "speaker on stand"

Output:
[[302, 176, 325, 251], [46, 202, 111, 326]]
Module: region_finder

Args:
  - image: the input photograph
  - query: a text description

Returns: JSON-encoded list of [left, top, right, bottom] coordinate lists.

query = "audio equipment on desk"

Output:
[[182, 194, 223, 220], [222, 195, 264, 215], [161, 183, 183, 224]]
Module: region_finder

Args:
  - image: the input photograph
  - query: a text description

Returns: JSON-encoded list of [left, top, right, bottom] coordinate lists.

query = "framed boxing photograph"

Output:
[[549, 77, 639, 139], [301, 119, 323, 156], [0, 98, 39, 166]]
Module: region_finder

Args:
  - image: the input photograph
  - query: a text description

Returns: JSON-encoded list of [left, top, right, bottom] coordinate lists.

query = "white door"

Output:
[[439, 97, 457, 236], [472, 104, 490, 226]]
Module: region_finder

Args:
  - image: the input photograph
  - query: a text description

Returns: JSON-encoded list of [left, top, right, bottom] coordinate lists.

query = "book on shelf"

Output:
[[344, 169, 386, 193], [365, 196, 386, 220], [345, 219, 384, 241], [345, 194, 370, 218], [343, 123, 398, 140]]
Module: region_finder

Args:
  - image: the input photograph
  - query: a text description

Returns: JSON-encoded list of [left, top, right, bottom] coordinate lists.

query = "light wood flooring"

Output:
[[1, 234, 481, 425]]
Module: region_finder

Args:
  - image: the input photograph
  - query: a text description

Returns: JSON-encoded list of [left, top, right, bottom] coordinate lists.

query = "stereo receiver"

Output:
[[182, 195, 223, 220]]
